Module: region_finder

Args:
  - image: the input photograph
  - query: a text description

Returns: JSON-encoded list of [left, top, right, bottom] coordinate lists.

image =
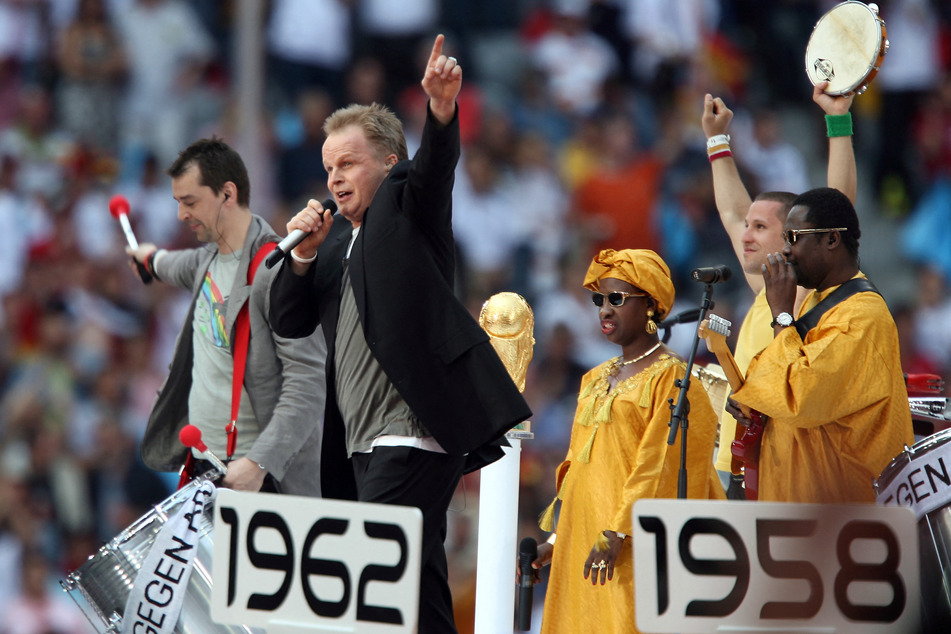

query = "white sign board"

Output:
[[633, 499, 919, 633], [212, 490, 422, 633]]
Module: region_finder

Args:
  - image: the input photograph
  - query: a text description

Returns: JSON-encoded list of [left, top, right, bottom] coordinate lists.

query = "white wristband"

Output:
[[706, 134, 730, 150], [546, 533, 556, 545], [290, 249, 317, 264]]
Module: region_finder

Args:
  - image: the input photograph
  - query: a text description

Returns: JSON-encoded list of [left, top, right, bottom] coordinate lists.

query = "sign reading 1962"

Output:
[[211, 490, 422, 633], [632, 500, 919, 634]]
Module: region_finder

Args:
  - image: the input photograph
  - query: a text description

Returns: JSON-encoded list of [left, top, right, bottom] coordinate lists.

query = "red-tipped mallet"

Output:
[[179, 424, 229, 476], [109, 193, 152, 284]]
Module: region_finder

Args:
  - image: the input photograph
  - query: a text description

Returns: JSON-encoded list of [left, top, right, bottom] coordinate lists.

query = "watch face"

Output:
[[777, 313, 793, 326]]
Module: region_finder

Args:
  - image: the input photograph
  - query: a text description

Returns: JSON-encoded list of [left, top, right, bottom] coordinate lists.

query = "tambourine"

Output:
[[804, 1, 889, 96]]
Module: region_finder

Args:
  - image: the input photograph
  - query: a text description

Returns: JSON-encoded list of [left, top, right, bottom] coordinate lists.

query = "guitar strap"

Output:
[[793, 277, 880, 339]]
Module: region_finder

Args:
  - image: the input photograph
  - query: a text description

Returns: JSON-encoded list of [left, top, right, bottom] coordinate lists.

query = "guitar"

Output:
[[697, 314, 766, 501]]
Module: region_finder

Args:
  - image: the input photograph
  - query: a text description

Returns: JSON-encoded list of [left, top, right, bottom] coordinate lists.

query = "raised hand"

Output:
[[421, 34, 461, 125], [702, 93, 734, 138], [813, 80, 854, 115]]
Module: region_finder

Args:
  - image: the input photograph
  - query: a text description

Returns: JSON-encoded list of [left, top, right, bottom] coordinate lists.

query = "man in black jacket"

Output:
[[269, 35, 531, 633]]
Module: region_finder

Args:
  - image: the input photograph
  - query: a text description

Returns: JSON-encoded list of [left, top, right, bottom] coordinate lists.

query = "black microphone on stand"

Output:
[[264, 198, 337, 269], [516, 537, 537, 631], [691, 265, 732, 284]]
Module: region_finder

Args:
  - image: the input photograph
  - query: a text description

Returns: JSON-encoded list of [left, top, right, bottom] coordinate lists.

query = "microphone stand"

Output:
[[666, 283, 716, 499]]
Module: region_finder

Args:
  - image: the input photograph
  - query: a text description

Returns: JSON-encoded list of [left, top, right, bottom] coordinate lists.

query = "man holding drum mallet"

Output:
[[701, 80, 858, 498], [125, 137, 327, 496]]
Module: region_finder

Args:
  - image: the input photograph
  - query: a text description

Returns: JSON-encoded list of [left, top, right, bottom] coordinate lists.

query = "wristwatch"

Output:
[[770, 312, 794, 328]]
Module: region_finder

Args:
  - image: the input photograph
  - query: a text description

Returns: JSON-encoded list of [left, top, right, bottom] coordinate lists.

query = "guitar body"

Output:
[[730, 409, 766, 500]]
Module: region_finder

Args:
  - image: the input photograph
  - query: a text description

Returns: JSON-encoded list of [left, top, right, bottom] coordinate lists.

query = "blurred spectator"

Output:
[[725, 0, 819, 104], [521, 321, 587, 454], [532, 253, 617, 370], [571, 110, 667, 257], [873, 0, 943, 215], [0, 156, 51, 315], [911, 266, 951, 376], [0, 473, 34, 610], [0, 0, 54, 85], [656, 150, 741, 295], [354, 0, 439, 106], [0, 84, 77, 211], [914, 73, 951, 185], [54, 0, 127, 155], [0, 58, 22, 130], [275, 88, 333, 213], [621, 0, 720, 103], [67, 151, 122, 262], [452, 142, 521, 310], [84, 415, 169, 543], [900, 178, 951, 282], [0, 548, 92, 634], [19, 425, 94, 553], [529, 0, 619, 117], [344, 55, 388, 107], [1, 297, 77, 443], [556, 112, 601, 191], [730, 107, 810, 195], [507, 132, 570, 299], [266, 0, 351, 106], [893, 302, 941, 378], [508, 67, 574, 150], [114, 0, 217, 171], [122, 152, 181, 249]]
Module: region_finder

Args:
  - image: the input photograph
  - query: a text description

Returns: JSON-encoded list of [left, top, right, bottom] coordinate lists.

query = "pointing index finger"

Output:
[[427, 34, 445, 68]]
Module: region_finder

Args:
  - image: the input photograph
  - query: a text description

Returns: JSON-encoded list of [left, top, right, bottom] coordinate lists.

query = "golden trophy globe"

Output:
[[479, 292, 534, 439]]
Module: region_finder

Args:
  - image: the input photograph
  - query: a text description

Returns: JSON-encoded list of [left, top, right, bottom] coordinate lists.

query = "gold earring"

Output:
[[646, 308, 657, 334]]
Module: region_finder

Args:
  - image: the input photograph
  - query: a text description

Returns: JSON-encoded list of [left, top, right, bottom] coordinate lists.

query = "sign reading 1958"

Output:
[[211, 490, 422, 633], [632, 500, 919, 634]]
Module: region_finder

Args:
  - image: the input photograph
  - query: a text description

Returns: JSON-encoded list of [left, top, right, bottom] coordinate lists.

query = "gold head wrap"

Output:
[[582, 248, 675, 320]]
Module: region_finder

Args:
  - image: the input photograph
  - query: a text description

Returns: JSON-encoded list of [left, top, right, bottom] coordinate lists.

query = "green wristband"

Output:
[[825, 113, 853, 138]]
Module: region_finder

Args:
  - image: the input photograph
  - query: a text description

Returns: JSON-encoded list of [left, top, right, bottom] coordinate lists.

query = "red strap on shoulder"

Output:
[[177, 452, 196, 490], [228, 242, 278, 458]]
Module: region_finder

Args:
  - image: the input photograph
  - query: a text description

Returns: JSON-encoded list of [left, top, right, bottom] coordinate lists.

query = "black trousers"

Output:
[[351, 447, 465, 634]]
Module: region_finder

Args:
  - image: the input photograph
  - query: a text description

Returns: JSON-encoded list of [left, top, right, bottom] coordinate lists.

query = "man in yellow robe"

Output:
[[701, 82, 857, 495], [731, 188, 914, 503]]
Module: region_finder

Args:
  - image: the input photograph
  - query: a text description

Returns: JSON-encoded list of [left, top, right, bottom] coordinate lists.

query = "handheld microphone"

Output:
[[691, 265, 732, 284], [264, 198, 337, 269], [179, 425, 228, 476], [516, 537, 537, 631], [109, 194, 152, 284]]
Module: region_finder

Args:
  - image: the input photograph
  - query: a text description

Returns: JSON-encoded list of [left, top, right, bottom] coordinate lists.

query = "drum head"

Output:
[[875, 427, 951, 492], [805, 1, 884, 95]]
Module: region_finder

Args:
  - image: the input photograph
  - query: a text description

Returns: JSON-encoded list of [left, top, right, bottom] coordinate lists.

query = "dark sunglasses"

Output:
[[783, 227, 848, 246], [591, 291, 646, 307]]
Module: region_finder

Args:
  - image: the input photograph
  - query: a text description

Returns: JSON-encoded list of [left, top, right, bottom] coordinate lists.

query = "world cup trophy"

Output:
[[474, 292, 535, 631], [478, 292, 534, 438]]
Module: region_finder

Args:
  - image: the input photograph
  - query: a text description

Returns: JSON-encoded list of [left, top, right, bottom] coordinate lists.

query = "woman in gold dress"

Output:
[[529, 248, 724, 633]]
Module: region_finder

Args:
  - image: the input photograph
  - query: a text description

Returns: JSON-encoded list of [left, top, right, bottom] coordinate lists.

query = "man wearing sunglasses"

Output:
[[729, 187, 913, 503], [701, 82, 856, 496]]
